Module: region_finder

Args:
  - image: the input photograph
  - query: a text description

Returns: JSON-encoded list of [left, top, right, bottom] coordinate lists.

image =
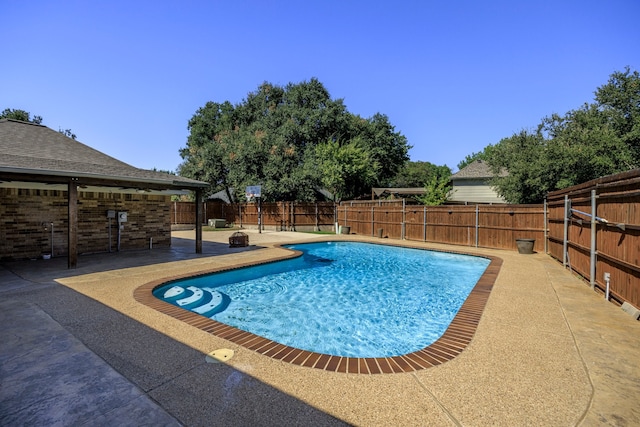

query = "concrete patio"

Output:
[[1, 229, 639, 426]]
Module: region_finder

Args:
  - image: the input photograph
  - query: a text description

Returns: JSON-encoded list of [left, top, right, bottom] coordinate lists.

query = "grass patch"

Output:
[[300, 230, 337, 235], [202, 226, 240, 232]]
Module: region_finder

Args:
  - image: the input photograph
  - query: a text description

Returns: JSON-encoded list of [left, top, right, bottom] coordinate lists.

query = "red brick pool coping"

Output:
[[134, 241, 503, 374]]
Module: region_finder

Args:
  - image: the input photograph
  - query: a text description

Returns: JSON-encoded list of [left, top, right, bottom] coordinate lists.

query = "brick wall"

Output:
[[0, 188, 171, 260]]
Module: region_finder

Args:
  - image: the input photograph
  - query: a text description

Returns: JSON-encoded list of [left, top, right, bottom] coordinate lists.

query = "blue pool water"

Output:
[[153, 241, 490, 358]]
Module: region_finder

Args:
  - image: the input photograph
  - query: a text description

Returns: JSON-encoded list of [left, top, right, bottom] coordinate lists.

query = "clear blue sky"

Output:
[[2, 0, 639, 173]]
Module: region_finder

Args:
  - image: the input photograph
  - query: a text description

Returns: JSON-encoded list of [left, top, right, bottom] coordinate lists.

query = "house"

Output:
[[371, 187, 426, 200], [448, 160, 507, 204], [209, 188, 236, 204], [0, 119, 208, 267]]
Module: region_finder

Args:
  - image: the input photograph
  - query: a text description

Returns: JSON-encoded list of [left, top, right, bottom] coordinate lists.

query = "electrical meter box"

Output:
[[107, 210, 116, 219], [118, 212, 128, 223]]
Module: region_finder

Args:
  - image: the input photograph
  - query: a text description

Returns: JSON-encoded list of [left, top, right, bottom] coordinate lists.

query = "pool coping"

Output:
[[134, 239, 503, 374]]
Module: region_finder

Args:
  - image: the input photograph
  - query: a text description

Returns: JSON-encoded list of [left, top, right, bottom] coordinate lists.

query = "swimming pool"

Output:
[[152, 241, 490, 358]]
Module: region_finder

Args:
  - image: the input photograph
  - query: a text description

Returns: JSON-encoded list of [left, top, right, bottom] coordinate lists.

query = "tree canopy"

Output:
[[179, 79, 410, 201], [477, 67, 640, 203], [1, 108, 77, 140], [386, 160, 451, 188], [1, 108, 43, 124]]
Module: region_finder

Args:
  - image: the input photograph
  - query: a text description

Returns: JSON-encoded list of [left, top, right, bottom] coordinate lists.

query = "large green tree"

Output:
[[594, 67, 640, 162], [485, 130, 550, 204], [310, 138, 379, 202], [417, 174, 452, 206], [480, 68, 640, 203], [387, 160, 451, 188], [179, 79, 410, 201]]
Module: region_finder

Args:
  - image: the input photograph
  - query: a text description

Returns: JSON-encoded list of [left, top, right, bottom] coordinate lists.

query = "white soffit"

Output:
[[0, 181, 189, 195]]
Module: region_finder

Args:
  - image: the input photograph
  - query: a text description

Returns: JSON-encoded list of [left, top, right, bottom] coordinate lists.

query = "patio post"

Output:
[[68, 178, 78, 268], [195, 189, 202, 254]]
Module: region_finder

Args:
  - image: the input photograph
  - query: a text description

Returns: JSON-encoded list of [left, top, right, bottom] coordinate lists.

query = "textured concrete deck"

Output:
[[1, 229, 639, 426]]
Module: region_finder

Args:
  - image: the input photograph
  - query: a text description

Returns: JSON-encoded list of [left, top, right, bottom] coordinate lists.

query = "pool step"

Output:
[[176, 286, 204, 307], [192, 290, 223, 315], [163, 285, 186, 300], [162, 285, 228, 317]]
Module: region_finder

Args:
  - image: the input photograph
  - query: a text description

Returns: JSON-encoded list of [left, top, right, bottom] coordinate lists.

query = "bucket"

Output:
[[341, 226, 351, 235], [515, 239, 535, 254], [377, 228, 384, 238]]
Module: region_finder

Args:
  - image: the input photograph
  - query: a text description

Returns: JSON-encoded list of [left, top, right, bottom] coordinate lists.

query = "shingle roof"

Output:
[[450, 160, 507, 180], [372, 187, 426, 197], [0, 119, 206, 189]]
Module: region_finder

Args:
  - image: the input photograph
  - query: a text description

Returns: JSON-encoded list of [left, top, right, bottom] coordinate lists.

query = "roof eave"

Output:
[[0, 166, 208, 189]]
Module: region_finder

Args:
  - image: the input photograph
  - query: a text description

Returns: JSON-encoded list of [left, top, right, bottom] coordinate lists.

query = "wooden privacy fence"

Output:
[[175, 200, 546, 253], [171, 201, 336, 231], [337, 200, 546, 252], [546, 169, 640, 310], [236, 201, 336, 231]]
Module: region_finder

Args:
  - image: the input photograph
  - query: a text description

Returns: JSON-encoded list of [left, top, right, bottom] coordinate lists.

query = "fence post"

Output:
[[475, 205, 479, 247], [401, 199, 406, 240], [345, 203, 349, 228], [371, 207, 374, 236], [290, 201, 294, 231], [423, 206, 427, 242], [563, 195, 569, 268], [239, 203, 243, 228], [315, 203, 319, 231], [544, 198, 548, 254], [590, 189, 597, 289]]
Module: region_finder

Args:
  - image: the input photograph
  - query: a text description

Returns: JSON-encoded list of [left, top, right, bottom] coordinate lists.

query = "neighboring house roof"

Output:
[[0, 119, 207, 193], [372, 187, 426, 198], [450, 160, 507, 180], [209, 188, 235, 203], [448, 160, 507, 204]]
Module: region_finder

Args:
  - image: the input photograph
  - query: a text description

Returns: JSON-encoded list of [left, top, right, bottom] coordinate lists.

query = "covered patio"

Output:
[[0, 119, 208, 267]]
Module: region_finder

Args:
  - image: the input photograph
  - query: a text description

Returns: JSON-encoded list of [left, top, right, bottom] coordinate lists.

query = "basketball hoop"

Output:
[[245, 185, 261, 203]]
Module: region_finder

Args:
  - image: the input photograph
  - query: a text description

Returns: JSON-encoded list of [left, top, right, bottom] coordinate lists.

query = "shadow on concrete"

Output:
[[0, 254, 347, 426], [0, 237, 265, 285]]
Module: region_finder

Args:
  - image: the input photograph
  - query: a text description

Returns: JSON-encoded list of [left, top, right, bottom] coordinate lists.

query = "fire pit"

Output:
[[229, 231, 249, 248]]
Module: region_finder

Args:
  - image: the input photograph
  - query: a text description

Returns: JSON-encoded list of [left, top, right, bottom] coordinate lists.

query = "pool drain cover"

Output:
[[206, 348, 234, 363]]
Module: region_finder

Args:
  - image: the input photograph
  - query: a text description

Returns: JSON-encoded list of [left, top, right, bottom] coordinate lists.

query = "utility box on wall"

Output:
[[118, 212, 127, 223]]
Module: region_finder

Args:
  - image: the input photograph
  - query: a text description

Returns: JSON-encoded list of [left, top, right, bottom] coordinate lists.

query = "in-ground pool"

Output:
[[153, 241, 490, 358]]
